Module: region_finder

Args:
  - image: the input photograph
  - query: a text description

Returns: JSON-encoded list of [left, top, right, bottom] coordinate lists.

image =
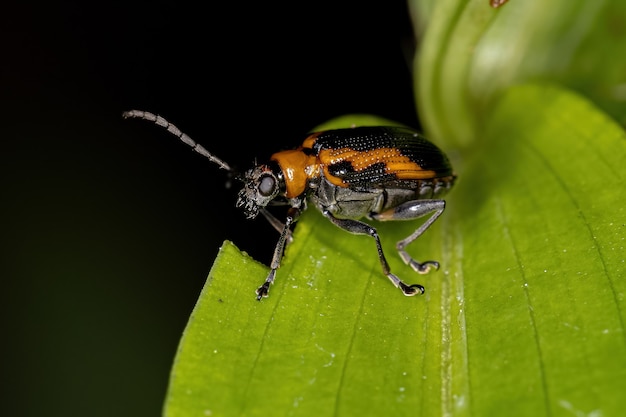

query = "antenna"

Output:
[[122, 110, 233, 172]]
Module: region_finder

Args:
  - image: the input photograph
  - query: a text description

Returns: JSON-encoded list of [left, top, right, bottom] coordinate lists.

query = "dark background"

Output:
[[2, 2, 418, 416]]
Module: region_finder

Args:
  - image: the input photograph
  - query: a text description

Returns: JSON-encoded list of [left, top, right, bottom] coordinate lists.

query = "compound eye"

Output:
[[258, 174, 276, 197]]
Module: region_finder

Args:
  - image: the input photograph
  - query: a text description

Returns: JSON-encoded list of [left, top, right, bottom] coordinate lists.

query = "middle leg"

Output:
[[322, 209, 424, 296]]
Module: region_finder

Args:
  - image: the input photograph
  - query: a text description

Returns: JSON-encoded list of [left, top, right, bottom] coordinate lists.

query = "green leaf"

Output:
[[411, 0, 626, 148], [450, 84, 626, 416], [163, 84, 626, 416]]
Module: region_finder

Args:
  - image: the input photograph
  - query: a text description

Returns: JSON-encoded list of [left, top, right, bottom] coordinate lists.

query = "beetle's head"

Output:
[[236, 164, 281, 219]]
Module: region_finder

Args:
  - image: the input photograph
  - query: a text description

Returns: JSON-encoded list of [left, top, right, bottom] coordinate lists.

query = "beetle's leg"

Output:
[[260, 208, 293, 243], [371, 199, 445, 274], [256, 207, 300, 300], [322, 210, 424, 296]]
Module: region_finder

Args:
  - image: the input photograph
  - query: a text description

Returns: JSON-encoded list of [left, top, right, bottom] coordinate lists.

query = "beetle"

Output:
[[123, 110, 456, 300]]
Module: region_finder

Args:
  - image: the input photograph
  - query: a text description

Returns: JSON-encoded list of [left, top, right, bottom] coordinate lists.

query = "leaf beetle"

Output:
[[123, 110, 456, 300]]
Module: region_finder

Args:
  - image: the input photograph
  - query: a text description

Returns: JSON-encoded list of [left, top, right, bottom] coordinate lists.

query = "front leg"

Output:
[[260, 208, 293, 243], [256, 207, 301, 300], [322, 209, 424, 296]]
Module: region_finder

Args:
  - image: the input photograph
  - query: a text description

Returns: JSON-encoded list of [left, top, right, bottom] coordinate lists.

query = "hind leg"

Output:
[[371, 200, 445, 274]]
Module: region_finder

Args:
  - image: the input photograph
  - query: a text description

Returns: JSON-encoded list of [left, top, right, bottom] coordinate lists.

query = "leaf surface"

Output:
[[164, 85, 626, 416]]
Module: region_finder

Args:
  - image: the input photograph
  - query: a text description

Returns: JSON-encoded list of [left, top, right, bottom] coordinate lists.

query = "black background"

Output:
[[2, 2, 418, 416]]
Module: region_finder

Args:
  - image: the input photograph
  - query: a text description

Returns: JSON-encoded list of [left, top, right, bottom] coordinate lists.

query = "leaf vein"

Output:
[[524, 140, 626, 346], [494, 195, 552, 417], [332, 269, 372, 417]]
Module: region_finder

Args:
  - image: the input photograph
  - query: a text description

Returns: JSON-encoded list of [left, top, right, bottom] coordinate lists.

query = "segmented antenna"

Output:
[[122, 110, 232, 172]]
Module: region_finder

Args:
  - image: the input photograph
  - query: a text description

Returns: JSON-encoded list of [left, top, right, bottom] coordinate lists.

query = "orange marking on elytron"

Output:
[[319, 147, 437, 187], [301, 134, 318, 150]]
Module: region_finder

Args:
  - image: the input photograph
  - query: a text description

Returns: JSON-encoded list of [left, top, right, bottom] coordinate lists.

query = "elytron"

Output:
[[123, 110, 456, 300]]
